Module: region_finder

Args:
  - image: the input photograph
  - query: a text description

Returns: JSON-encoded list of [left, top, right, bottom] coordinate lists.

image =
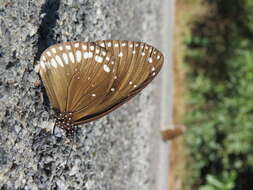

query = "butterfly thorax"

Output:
[[55, 112, 75, 135]]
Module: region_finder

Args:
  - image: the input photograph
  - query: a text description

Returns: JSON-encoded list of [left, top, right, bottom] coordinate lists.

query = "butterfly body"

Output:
[[55, 112, 75, 134], [38, 40, 164, 134]]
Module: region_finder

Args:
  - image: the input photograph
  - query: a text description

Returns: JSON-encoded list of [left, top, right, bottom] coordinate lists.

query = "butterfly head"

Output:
[[55, 112, 76, 136]]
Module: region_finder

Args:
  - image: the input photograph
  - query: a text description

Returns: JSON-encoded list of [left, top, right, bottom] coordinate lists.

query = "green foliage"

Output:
[[199, 171, 237, 190], [184, 0, 253, 189]]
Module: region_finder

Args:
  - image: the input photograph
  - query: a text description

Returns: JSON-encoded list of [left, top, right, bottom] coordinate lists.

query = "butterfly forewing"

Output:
[[73, 40, 164, 124]]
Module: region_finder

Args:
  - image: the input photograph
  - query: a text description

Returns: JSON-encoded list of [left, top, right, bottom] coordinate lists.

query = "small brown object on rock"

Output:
[[161, 125, 187, 141]]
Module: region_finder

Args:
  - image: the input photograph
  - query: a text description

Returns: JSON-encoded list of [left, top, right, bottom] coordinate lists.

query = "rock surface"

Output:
[[0, 0, 165, 189]]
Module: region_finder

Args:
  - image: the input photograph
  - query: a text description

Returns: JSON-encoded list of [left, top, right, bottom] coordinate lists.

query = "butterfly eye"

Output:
[[38, 40, 164, 135]]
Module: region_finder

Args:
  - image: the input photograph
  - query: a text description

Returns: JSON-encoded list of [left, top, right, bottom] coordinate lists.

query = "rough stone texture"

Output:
[[0, 0, 165, 189]]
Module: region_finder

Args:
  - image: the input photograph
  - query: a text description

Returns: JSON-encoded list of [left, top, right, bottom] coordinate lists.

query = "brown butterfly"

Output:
[[37, 40, 164, 135]]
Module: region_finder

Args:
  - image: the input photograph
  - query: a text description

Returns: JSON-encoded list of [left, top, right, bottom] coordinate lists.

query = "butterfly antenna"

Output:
[[52, 121, 56, 136], [65, 137, 74, 168]]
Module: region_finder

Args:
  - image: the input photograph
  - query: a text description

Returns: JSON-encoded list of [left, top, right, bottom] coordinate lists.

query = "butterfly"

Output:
[[37, 40, 164, 135]]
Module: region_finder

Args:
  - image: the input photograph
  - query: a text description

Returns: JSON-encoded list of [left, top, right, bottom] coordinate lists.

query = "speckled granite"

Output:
[[0, 0, 164, 189]]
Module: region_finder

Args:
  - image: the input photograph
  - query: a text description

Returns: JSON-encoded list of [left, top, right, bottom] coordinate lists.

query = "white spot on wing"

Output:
[[62, 53, 69, 64], [114, 43, 119, 47], [40, 61, 46, 70], [118, 52, 123, 57], [76, 50, 82, 63], [111, 88, 115, 92], [92, 94, 96, 97], [59, 46, 63, 51], [66, 45, 71, 50], [157, 55, 160, 59], [122, 43, 126, 46], [152, 67, 155, 71], [88, 52, 93, 58], [141, 52, 145, 56], [103, 64, 110, 72], [56, 55, 64, 67], [46, 51, 52, 57], [148, 57, 153, 63], [74, 43, 79, 48], [41, 56, 46, 61], [82, 44, 87, 50], [83, 52, 89, 59], [50, 58, 57, 68], [90, 46, 94, 51], [107, 42, 112, 47], [51, 48, 56, 53], [106, 57, 110, 61], [95, 55, 103, 63]]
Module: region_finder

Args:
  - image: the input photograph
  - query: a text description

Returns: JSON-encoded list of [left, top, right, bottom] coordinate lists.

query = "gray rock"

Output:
[[0, 0, 169, 189]]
